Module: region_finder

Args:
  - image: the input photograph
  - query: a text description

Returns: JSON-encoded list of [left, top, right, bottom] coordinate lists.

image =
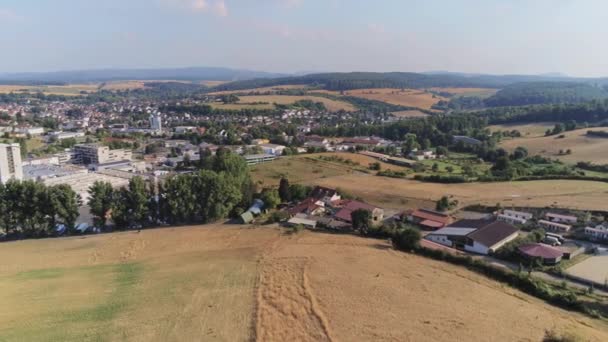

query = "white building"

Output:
[[497, 210, 533, 225], [545, 213, 578, 225], [73, 144, 132, 165], [260, 143, 286, 156], [149, 113, 162, 132], [584, 224, 608, 241], [539, 219, 571, 233], [0, 143, 23, 184], [49, 131, 86, 141]]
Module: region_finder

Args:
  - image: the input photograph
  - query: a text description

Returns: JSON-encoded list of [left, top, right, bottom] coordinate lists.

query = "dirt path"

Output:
[[254, 233, 335, 342]]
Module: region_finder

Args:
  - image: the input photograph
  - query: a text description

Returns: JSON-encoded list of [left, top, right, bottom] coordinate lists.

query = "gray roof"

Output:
[[427, 227, 477, 237], [467, 221, 519, 248]]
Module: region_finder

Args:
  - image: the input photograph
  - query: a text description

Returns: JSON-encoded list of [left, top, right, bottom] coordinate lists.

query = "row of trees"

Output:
[[89, 149, 253, 229], [0, 181, 81, 237]]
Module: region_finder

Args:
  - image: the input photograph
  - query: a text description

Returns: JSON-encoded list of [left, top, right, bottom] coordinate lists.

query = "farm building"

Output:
[[425, 227, 477, 249], [539, 219, 571, 233], [497, 210, 533, 225], [405, 209, 454, 230], [519, 243, 564, 265], [424, 219, 519, 255], [584, 223, 608, 241], [545, 213, 578, 225], [463, 221, 519, 255]]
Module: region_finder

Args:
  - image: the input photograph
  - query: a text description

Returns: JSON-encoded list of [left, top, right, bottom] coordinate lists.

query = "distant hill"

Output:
[[0, 67, 286, 83], [484, 82, 608, 107], [213, 72, 608, 92]]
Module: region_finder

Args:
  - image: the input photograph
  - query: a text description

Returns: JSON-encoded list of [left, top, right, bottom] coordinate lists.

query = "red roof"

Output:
[[288, 198, 322, 216], [519, 243, 563, 259], [409, 209, 452, 225], [334, 200, 378, 223], [420, 219, 445, 229]]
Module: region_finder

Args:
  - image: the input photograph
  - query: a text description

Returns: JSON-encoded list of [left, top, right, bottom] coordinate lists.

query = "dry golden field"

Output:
[[337, 88, 447, 110], [211, 95, 356, 112], [390, 109, 430, 118], [252, 155, 608, 211], [499, 128, 608, 164], [0, 84, 99, 96], [489, 122, 558, 138], [209, 84, 310, 95], [428, 87, 498, 97], [310, 173, 608, 211], [2, 226, 606, 341]]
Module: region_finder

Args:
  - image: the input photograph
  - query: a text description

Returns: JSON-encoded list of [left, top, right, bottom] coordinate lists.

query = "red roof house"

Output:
[[405, 209, 453, 230], [334, 200, 384, 225]]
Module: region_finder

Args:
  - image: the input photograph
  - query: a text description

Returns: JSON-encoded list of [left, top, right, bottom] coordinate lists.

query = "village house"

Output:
[[404, 208, 453, 230], [310, 186, 341, 205], [334, 200, 384, 226], [408, 149, 436, 161], [539, 219, 571, 233], [497, 209, 533, 225]]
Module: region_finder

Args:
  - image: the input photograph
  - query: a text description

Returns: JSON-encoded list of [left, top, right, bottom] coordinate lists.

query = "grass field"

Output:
[[500, 128, 608, 164], [489, 122, 557, 138], [211, 95, 356, 112], [2, 226, 607, 341]]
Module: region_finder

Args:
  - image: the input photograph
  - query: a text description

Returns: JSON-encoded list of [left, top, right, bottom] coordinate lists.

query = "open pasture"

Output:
[[499, 128, 608, 164], [2, 226, 608, 341]]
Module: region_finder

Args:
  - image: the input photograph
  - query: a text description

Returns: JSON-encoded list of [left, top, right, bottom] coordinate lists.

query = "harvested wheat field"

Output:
[[391, 109, 430, 118], [257, 231, 608, 341], [489, 122, 558, 138], [3, 226, 608, 342], [0, 225, 278, 342], [341, 88, 447, 110], [210, 95, 355, 112], [310, 174, 608, 211], [209, 84, 310, 95], [428, 87, 498, 97], [500, 128, 608, 164]]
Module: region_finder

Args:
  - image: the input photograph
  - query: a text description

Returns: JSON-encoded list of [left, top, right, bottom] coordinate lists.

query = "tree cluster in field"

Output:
[[0, 181, 81, 238], [544, 121, 577, 136], [586, 130, 608, 138], [88, 149, 253, 230]]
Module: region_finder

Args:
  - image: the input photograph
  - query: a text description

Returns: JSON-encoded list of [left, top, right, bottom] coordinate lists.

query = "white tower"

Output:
[[149, 113, 162, 132], [0, 143, 23, 184]]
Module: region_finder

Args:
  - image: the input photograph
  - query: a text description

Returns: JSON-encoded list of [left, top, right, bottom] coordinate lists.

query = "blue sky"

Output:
[[0, 0, 607, 76]]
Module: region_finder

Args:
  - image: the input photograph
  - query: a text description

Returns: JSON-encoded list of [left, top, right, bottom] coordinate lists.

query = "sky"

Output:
[[0, 0, 607, 76]]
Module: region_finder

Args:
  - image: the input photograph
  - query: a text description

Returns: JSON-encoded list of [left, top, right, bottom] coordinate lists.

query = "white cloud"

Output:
[[213, 0, 228, 17], [0, 8, 22, 23], [161, 0, 227, 16]]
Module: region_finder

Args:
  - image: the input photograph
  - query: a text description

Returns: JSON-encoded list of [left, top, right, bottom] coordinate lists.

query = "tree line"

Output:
[[0, 181, 81, 238], [88, 149, 253, 230]]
